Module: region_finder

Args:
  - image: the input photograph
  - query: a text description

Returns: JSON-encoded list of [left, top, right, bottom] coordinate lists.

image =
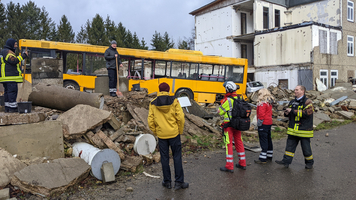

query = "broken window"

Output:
[[241, 44, 247, 58], [241, 13, 247, 35], [153, 60, 168, 78], [330, 70, 338, 87], [348, 0, 354, 22], [347, 35, 354, 56], [275, 9, 280, 28], [263, 7, 269, 29], [226, 65, 244, 83], [320, 70, 328, 88], [330, 32, 338, 55], [319, 30, 327, 54]]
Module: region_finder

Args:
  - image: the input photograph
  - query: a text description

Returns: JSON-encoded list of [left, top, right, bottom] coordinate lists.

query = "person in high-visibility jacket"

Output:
[[275, 85, 314, 169], [0, 38, 28, 112], [218, 81, 246, 173]]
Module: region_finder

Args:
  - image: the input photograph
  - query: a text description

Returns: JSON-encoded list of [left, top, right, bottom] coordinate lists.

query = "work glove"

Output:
[[257, 119, 264, 127]]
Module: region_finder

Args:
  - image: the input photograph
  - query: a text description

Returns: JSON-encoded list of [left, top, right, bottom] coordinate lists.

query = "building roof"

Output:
[[189, 0, 220, 15]]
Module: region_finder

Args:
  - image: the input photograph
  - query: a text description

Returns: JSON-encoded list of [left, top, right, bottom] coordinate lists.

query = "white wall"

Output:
[[254, 0, 287, 31], [255, 68, 299, 89]]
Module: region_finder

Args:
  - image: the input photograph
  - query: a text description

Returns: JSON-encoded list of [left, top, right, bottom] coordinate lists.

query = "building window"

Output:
[[263, 7, 269, 29], [241, 13, 247, 35], [275, 9, 280, 28], [330, 32, 338, 54], [320, 70, 328, 88], [319, 30, 327, 54], [330, 70, 338, 87], [348, 0, 354, 22], [241, 44, 247, 58], [347, 35, 354, 56]]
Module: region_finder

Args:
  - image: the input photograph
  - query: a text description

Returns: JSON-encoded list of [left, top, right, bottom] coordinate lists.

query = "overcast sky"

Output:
[[2, 0, 212, 48]]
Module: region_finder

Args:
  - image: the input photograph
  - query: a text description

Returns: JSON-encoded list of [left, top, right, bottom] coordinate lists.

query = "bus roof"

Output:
[[19, 39, 247, 66]]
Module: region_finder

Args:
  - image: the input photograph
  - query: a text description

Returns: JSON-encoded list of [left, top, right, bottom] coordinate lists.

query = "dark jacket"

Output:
[[0, 41, 27, 83], [104, 46, 122, 69], [284, 95, 314, 138]]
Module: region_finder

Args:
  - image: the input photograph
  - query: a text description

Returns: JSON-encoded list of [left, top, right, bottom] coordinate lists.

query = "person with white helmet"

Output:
[[218, 81, 247, 172]]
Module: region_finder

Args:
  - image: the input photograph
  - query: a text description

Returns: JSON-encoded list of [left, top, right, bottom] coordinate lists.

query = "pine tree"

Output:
[[49, 26, 58, 41], [125, 30, 133, 48], [131, 32, 141, 49], [116, 22, 126, 47], [22, 1, 42, 40], [163, 32, 174, 51], [140, 37, 148, 50], [6, 2, 24, 41], [151, 31, 164, 51], [39, 7, 55, 40], [57, 15, 75, 42], [105, 15, 116, 45], [76, 25, 88, 43], [88, 14, 109, 46], [0, 2, 7, 47], [178, 39, 190, 50]]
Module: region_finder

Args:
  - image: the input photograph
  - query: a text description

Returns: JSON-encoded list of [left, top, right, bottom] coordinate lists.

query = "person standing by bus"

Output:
[[104, 40, 123, 97], [0, 38, 27, 113], [218, 81, 247, 172], [254, 88, 274, 164], [148, 82, 189, 190]]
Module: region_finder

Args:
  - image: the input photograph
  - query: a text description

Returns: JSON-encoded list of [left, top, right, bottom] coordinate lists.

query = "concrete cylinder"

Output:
[[72, 142, 121, 180], [133, 134, 156, 155], [29, 83, 104, 111]]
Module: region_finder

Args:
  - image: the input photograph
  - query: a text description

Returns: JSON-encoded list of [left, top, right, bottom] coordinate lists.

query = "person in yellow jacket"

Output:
[[0, 38, 28, 112], [148, 82, 189, 190]]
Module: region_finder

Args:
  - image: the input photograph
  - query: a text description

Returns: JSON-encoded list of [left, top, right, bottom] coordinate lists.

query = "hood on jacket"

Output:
[[4, 38, 16, 52], [151, 92, 176, 113]]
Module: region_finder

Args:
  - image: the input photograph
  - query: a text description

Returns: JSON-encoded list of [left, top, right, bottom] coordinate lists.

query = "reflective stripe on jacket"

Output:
[[218, 94, 241, 122], [0, 49, 24, 83], [284, 96, 314, 138], [148, 92, 185, 139]]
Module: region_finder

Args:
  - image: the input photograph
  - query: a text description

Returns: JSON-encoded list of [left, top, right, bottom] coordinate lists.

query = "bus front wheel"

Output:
[[64, 81, 80, 90], [175, 89, 194, 100]]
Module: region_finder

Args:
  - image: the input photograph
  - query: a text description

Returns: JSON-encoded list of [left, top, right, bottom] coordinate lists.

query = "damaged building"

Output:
[[190, 0, 356, 90]]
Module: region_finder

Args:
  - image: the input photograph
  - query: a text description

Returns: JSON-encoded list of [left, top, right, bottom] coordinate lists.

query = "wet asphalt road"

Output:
[[92, 123, 356, 200]]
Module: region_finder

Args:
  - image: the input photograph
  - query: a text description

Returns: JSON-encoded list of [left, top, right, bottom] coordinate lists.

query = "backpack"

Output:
[[229, 97, 251, 131]]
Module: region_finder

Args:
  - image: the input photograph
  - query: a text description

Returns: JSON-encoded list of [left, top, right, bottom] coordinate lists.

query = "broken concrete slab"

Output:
[[0, 188, 9, 200], [142, 154, 153, 165], [86, 131, 107, 149], [120, 156, 143, 172], [57, 104, 113, 139], [314, 112, 331, 122], [0, 121, 64, 160], [0, 148, 27, 187], [185, 113, 220, 136], [126, 104, 153, 134], [107, 115, 121, 130], [0, 112, 46, 126], [348, 100, 356, 110], [336, 111, 354, 119], [186, 99, 213, 119], [11, 158, 90, 197]]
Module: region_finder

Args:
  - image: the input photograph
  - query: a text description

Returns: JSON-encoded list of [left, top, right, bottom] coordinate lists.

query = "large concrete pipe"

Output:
[[29, 83, 104, 111]]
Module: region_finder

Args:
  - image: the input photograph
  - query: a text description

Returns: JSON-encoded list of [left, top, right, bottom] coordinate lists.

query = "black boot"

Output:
[[235, 164, 246, 170], [174, 182, 189, 190], [110, 92, 116, 97], [220, 167, 234, 173], [162, 181, 172, 189], [275, 160, 289, 168]]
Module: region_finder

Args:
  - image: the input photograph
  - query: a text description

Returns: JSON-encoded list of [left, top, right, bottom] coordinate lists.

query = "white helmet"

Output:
[[224, 81, 237, 93]]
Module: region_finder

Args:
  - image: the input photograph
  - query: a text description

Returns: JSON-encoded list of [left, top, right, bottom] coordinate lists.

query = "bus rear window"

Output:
[[226, 65, 244, 83]]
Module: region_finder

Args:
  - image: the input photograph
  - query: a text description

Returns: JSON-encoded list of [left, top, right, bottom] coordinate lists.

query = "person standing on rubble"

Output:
[[218, 81, 247, 173], [275, 85, 314, 169], [254, 88, 274, 164], [147, 82, 189, 190], [0, 38, 27, 113], [104, 40, 123, 97]]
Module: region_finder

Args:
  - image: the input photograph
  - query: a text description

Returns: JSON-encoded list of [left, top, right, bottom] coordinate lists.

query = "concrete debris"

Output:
[[316, 78, 327, 92], [142, 154, 153, 165], [0, 121, 64, 160], [336, 111, 354, 119], [0, 148, 27, 187], [120, 156, 143, 173], [0, 112, 46, 126], [0, 188, 10, 200], [152, 152, 161, 163], [57, 104, 113, 139], [11, 158, 90, 197]]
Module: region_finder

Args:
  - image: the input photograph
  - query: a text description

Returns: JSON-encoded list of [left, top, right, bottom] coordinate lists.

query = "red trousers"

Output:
[[224, 127, 246, 170]]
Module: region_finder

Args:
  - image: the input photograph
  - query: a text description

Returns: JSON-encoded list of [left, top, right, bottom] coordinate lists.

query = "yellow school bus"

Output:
[[18, 39, 248, 103]]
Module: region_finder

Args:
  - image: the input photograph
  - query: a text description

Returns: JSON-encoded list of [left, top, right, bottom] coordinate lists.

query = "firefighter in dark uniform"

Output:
[[275, 85, 314, 169], [0, 38, 27, 112]]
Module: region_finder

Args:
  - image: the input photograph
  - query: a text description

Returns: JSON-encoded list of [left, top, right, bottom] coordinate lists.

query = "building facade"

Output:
[[190, 0, 356, 90]]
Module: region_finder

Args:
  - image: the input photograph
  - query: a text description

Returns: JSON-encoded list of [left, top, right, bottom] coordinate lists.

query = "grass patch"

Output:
[[314, 120, 353, 131], [182, 134, 222, 154], [271, 127, 288, 140]]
